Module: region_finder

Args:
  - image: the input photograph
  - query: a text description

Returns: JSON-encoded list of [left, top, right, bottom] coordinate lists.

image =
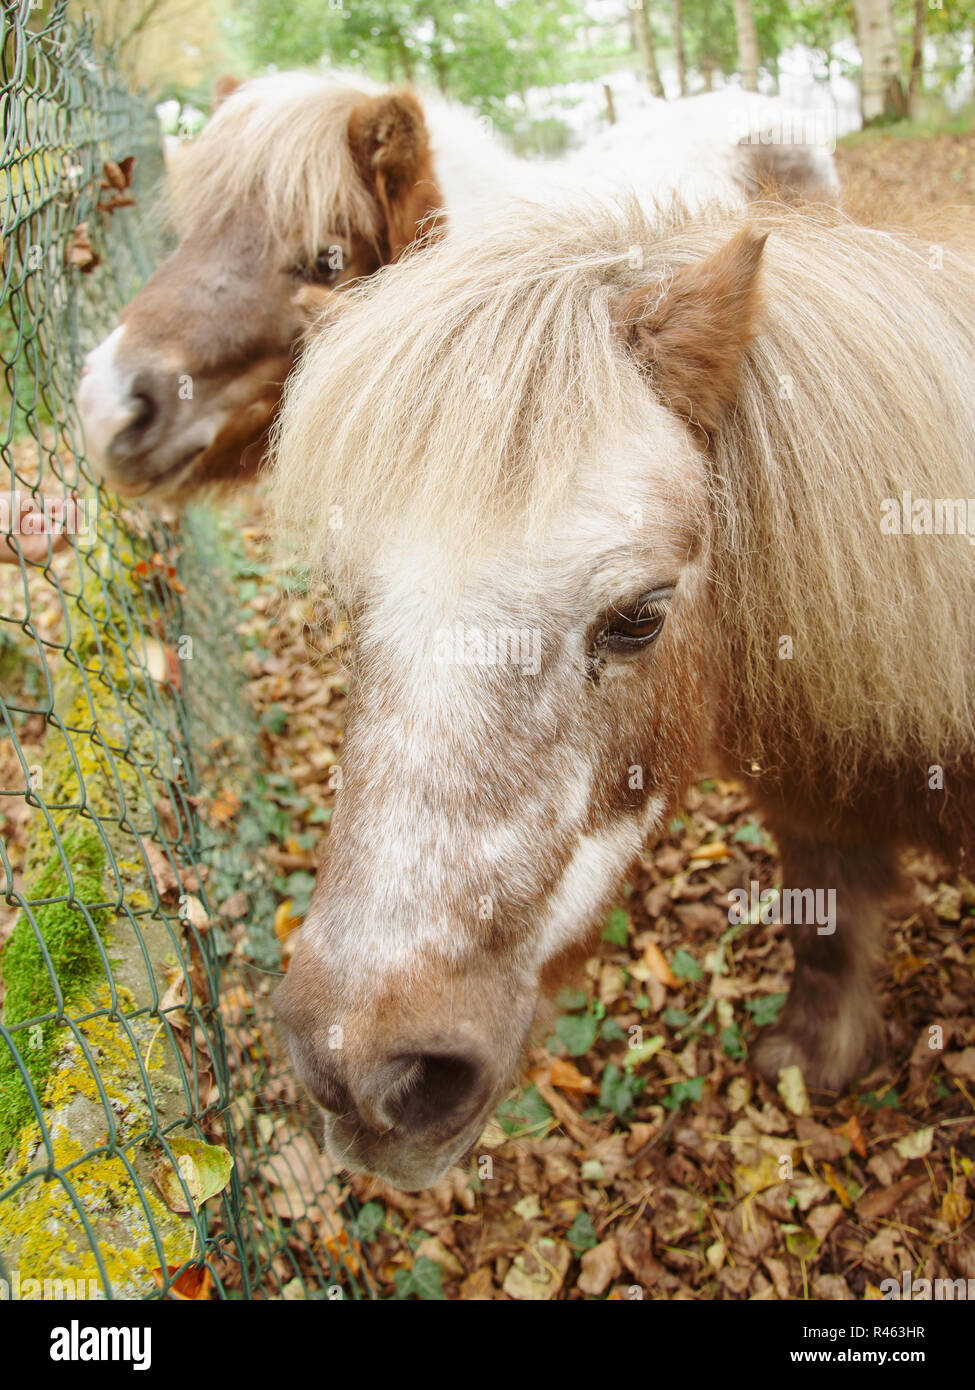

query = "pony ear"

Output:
[[212, 74, 242, 108], [347, 91, 444, 262], [612, 228, 768, 442]]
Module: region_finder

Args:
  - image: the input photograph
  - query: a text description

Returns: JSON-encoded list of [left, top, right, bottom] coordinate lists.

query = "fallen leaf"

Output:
[[688, 840, 731, 862], [549, 1057, 595, 1092], [821, 1162, 852, 1209], [577, 1238, 621, 1296], [152, 1265, 212, 1300], [942, 1190, 971, 1228], [777, 1064, 810, 1117], [209, 789, 241, 826], [143, 637, 181, 691], [502, 1239, 571, 1301], [841, 1113, 868, 1159], [66, 222, 99, 272], [274, 898, 303, 942], [858, 1175, 927, 1222], [944, 1048, 975, 1080], [642, 941, 678, 988], [153, 1138, 233, 1213], [459, 1268, 494, 1300], [141, 836, 181, 899], [894, 1126, 934, 1160]]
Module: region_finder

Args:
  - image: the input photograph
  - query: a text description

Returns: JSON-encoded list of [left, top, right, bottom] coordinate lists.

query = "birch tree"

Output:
[[631, 0, 665, 98], [852, 0, 908, 122], [732, 0, 760, 91]]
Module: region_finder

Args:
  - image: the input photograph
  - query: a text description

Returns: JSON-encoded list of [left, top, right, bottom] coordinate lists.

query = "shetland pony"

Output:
[[269, 199, 975, 1190], [76, 74, 837, 500]]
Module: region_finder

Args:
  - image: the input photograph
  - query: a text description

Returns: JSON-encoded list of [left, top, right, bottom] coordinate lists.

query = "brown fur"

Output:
[[346, 91, 446, 261], [612, 227, 768, 444]]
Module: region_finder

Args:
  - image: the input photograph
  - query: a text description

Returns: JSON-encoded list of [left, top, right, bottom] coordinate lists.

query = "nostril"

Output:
[[363, 1050, 488, 1141], [109, 374, 162, 460], [129, 391, 156, 435]]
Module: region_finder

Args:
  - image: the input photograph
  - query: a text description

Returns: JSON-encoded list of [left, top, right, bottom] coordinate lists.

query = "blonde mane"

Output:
[[166, 74, 380, 251], [272, 198, 975, 787]]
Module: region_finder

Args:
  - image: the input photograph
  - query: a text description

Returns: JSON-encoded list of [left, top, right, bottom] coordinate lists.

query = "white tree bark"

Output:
[[733, 0, 761, 92], [631, 0, 665, 99], [852, 0, 906, 122]]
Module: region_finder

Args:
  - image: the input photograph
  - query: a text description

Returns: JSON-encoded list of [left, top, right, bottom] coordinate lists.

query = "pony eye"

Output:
[[598, 587, 673, 655]]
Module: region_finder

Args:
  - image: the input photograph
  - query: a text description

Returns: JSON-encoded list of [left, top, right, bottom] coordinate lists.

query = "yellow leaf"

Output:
[[688, 841, 731, 862], [275, 898, 303, 941], [153, 1138, 234, 1213], [821, 1162, 852, 1209], [777, 1064, 810, 1117], [642, 941, 678, 988]]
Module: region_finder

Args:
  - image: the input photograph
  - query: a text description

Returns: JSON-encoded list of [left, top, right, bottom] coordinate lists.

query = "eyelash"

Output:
[[587, 585, 673, 677]]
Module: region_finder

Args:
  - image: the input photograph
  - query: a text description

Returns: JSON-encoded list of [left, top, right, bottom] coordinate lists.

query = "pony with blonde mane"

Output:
[[76, 74, 837, 500], [270, 198, 975, 1190]]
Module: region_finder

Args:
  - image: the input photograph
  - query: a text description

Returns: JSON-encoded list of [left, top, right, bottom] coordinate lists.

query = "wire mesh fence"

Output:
[[0, 0, 374, 1300]]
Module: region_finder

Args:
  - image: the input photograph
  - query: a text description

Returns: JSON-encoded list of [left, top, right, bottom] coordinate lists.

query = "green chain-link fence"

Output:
[[0, 0, 374, 1299]]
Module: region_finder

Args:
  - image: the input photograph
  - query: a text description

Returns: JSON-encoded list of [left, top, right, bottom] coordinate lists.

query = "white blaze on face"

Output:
[[534, 796, 667, 970], [76, 326, 138, 466], [308, 414, 704, 993]]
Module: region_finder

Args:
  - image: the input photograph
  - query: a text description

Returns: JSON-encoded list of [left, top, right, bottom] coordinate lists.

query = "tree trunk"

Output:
[[908, 0, 925, 112], [603, 82, 617, 124], [852, 0, 908, 123], [631, 0, 665, 98], [732, 0, 761, 91], [671, 0, 687, 96]]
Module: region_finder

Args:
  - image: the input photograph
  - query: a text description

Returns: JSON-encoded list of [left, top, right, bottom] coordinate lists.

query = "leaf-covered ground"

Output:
[[230, 508, 973, 1300]]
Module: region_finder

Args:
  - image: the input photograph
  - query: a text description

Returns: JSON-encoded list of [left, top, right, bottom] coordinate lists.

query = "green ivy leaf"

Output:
[[663, 1075, 705, 1111], [599, 1062, 644, 1119], [496, 1084, 553, 1136], [671, 948, 703, 982], [556, 1010, 599, 1057], [745, 993, 787, 1028], [601, 907, 630, 946], [566, 1211, 598, 1254]]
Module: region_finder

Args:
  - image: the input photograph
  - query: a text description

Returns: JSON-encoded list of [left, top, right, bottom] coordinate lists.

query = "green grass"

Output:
[[840, 101, 975, 147]]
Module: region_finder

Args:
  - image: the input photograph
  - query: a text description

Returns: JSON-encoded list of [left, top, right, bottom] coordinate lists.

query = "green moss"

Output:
[[0, 824, 111, 1155]]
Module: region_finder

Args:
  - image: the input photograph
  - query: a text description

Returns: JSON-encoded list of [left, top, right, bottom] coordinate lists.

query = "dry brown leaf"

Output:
[[549, 1058, 595, 1093], [841, 1113, 868, 1159], [642, 941, 678, 988], [577, 1238, 621, 1296], [944, 1048, 975, 1080], [141, 836, 181, 899]]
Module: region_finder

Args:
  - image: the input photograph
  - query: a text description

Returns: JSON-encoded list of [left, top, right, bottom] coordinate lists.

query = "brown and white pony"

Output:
[[269, 199, 975, 1190], [76, 74, 838, 500]]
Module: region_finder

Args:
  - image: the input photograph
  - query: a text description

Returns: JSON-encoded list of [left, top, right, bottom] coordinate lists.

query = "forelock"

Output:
[[166, 73, 380, 252]]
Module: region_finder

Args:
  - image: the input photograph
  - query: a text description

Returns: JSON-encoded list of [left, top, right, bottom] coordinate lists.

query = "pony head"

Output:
[[77, 74, 442, 498], [269, 204, 767, 1188]]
